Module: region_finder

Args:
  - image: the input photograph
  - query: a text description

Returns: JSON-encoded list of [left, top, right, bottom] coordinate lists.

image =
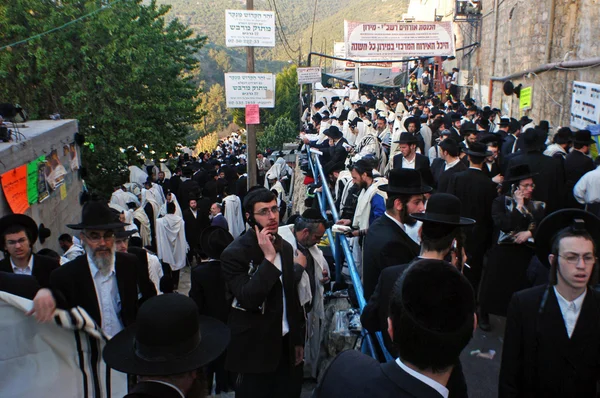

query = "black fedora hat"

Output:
[[200, 226, 234, 260], [498, 117, 511, 127], [115, 227, 137, 239], [379, 168, 432, 195], [465, 142, 492, 157], [404, 116, 421, 131], [478, 133, 504, 145], [519, 116, 533, 126], [535, 209, 600, 268], [324, 161, 346, 175], [67, 201, 129, 230], [103, 294, 230, 376], [411, 193, 475, 226], [573, 130, 595, 145], [0, 214, 39, 244], [38, 223, 51, 244], [324, 126, 343, 140], [393, 132, 419, 144], [449, 113, 462, 122], [504, 164, 538, 183]]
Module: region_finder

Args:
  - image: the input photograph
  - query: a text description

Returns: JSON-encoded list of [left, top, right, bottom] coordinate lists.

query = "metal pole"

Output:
[[246, 0, 257, 189]]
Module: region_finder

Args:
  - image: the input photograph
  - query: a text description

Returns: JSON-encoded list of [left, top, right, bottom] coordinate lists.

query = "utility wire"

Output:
[[308, 0, 318, 55], [270, 0, 298, 53], [265, 0, 296, 61], [0, 0, 126, 51]]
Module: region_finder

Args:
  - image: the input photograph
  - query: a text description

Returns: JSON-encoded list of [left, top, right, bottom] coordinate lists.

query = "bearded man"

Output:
[[50, 201, 156, 338]]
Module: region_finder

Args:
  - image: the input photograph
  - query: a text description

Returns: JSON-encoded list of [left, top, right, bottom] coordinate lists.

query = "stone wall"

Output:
[[0, 120, 84, 256], [458, 0, 600, 129]]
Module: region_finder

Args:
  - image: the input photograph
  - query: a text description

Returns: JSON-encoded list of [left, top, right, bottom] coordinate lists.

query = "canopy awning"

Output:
[[322, 68, 408, 88]]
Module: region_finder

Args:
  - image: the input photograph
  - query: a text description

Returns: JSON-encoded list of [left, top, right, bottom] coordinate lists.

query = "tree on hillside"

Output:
[[258, 117, 296, 152], [196, 83, 231, 135], [0, 0, 206, 195]]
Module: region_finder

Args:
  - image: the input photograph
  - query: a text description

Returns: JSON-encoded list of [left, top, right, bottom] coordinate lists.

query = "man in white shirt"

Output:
[[573, 156, 600, 216], [500, 209, 600, 397]]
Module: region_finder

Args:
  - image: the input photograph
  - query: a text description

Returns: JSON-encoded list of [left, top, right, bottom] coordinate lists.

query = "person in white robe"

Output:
[[128, 165, 148, 185], [159, 192, 182, 218], [155, 202, 188, 290], [133, 207, 152, 247], [222, 189, 245, 238]]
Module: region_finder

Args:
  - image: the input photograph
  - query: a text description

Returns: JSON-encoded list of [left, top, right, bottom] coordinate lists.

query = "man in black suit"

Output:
[[155, 170, 170, 196], [506, 128, 566, 213], [362, 168, 431, 300], [435, 138, 467, 192], [0, 214, 59, 288], [221, 187, 305, 398], [448, 142, 498, 295], [500, 209, 600, 397], [183, 195, 211, 264], [315, 258, 475, 398], [322, 125, 349, 172], [189, 226, 234, 395], [50, 201, 156, 338], [564, 130, 595, 208], [393, 132, 434, 187], [177, 167, 200, 211]]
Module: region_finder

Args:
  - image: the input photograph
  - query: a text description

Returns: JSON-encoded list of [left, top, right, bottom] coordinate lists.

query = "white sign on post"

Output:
[[570, 81, 600, 130], [297, 67, 322, 84], [225, 73, 276, 108], [225, 10, 275, 47]]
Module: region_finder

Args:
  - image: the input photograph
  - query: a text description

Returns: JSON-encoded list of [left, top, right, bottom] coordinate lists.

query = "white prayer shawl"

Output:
[[352, 177, 388, 230], [317, 121, 330, 144], [159, 193, 183, 218], [128, 165, 148, 185], [223, 194, 245, 238], [278, 225, 329, 378], [146, 252, 164, 294], [543, 143, 568, 159], [123, 209, 139, 234], [0, 292, 127, 397], [159, 163, 172, 179], [141, 189, 161, 223], [375, 99, 387, 112], [395, 102, 408, 118], [149, 182, 166, 208], [420, 124, 433, 154], [61, 244, 86, 265], [351, 132, 380, 163], [133, 208, 152, 247], [348, 109, 358, 122], [269, 181, 287, 208], [109, 189, 132, 210], [155, 214, 188, 271], [335, 170, 353, 203]]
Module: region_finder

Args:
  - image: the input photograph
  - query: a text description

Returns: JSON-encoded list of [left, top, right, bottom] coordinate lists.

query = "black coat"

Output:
[[501, 134, 517, 158], [177, 179, 200, 211], [362, 214, 420, 300], [392, 153, 434, 187], [189, 260, 230, 323], [564, 150, 594, 208], [430, 157, 445, 188], [506, 151, 566, 213], [313, 349, 445, 398], [50, 253, 155, 328], [323, 138, 349, 172], [168, 174, 181, 197], [436, 161, 468, 193], [0, 271, 40, 299], [125, 381, 183, 398], [0, 254, 59, 288], [220, 230, 305, 374], [500, 285, 600, 398], [183, 205, 210, 249]]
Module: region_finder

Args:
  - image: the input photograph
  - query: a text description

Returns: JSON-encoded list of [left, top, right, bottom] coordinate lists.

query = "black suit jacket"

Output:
[[125, 381, 183, 398], [500, 285, 600, 398], [392, 153, 434, 187], [183, 205, 210, 249], [437, 161, 468, 193], [0, 271, 40, 299], [189, 260, 230, 323], [220, 229, 305, 374], [323, 138, 349, 172], [313, 350, 444, 398], [362, 215, 420, 300], [506, 151, 566, 213], [0, 254, 59, 288], [50, 253, 154, 328], [177, 179, 200, 211], [564, 150, 594, 208]]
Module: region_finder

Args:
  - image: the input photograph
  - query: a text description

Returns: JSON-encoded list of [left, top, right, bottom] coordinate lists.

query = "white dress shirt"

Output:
[[402, 156, 416, 169], [11, 255, 34, 276], [396, 358, 449, 398], [553, 287, 586, 338], [272, 253, 289, 336], [573, 166, 600, 205], [87, 255, 123, 338], [385, 212, 405, 231], [444, 158, 460, 171]]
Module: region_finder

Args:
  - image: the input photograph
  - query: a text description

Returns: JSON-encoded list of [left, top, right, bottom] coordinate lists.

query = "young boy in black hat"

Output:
[[500, 209, 600, 398]]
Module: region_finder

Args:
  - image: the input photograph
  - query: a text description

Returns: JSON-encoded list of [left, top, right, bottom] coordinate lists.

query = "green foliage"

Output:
[[196, 83, 231, 135], [266, 64, 299, 126], [258, 116, 297, 152], [0, 0, 206, 196]]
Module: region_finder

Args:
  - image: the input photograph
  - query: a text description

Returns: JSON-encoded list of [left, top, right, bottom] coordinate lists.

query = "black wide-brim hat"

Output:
[[379, 168, 433, 195], [403, 117, 421, 131], [67, 201, 129, 230], [115, 228, 137, 239], [535, 209, 600, 268], [411, 193, 475, 226], [465, 142, 492, 157], [38, 223, 51, 244], [0, 214, 39, 244], [103, 294, 230, 376], [504, 164, 539, 183], [393, 132, 419, 144], [200, 226, 234, 260], [573, 130, 595, 145], [324, 126, 343, 139]]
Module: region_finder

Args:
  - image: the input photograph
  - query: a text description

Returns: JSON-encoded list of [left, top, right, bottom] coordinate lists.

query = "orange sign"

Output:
[[1, 165, 29, 214]]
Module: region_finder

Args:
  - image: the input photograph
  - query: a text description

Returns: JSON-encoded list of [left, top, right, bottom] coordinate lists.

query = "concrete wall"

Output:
[[457, 0, 600, 128], [0, 120, 84, 256]]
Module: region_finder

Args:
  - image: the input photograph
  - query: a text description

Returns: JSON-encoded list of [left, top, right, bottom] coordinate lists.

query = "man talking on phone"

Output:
[[221, 187, 306, 398]]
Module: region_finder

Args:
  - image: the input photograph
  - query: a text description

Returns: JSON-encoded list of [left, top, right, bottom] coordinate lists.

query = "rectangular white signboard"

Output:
[[297, 67, 322, 84], [225, 73, 275, 108], [570, 81, 600, 130], [225, 10, 275, 47]]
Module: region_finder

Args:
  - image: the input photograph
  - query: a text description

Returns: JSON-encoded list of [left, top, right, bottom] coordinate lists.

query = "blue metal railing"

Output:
[[306, 149, 393, 362]]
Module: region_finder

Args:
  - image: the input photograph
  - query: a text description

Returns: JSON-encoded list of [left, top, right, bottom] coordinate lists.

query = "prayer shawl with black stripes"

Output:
[[0, 292, 127, 397]]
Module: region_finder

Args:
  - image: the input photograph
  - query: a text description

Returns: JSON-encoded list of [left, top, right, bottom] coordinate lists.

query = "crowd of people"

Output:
[[1, 79, 600, 398]]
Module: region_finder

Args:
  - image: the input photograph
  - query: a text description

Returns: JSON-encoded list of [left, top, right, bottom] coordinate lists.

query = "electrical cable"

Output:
[[0, 0, 126, 51], [308, 0, 318, 55], [271, 0, 298, 53]]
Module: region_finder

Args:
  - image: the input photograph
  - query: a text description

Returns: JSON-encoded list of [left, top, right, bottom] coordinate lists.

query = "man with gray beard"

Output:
[[50, 201, 156, 338]]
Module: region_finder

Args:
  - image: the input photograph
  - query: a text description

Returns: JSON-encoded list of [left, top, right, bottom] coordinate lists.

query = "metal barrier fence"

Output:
[[306, 149, 393, 362]]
